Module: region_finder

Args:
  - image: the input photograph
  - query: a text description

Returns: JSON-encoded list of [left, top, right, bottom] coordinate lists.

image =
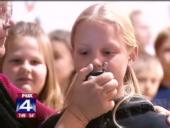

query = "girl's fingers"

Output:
[[64, 64, 93, 106], [77, 64, 93, 82], [94, 72, 114, 85], [103, 89, 118, 101], [102, 79, 118, 94], [105, 100, 115, 112], [154, 105, 168, 115]]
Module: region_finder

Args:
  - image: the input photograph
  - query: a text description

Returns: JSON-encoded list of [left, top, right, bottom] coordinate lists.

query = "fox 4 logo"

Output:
[[16, 93, 36, 118]]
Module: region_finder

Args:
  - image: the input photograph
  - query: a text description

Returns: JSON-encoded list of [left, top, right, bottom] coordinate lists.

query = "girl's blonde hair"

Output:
[[70, 3, 142, 127], [71, 3, 140, 94], [0, 21, 63, 110]]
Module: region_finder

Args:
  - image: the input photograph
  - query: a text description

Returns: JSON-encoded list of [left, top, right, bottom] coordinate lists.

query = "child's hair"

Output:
[[70, 3, 143, 127], [0, 21, 63, 110], [48, 29, 75, 97], [129, 9, 143, 25], [48, 29, 71, 50], [154, 26, 170, 55], [71, 3, 140, 94], [133, 53, 163, 78], [133, 54, 163, 99]]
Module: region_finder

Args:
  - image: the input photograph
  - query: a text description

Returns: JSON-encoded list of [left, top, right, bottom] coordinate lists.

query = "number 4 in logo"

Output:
[[16, 99, 36, 112]]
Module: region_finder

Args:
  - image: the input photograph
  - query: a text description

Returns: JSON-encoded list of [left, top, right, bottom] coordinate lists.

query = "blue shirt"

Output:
[[153, 86, 170, 110]]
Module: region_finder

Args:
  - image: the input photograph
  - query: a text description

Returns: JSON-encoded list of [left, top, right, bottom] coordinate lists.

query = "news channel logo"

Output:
[[16, 93, 36, 118]]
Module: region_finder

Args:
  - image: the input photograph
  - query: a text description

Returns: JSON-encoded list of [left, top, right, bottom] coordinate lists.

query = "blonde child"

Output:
[[0, 2, 58, 128], [0, 2, 169, 128], [40, 3, 170, 128], [48, 29, 74, 98], [133, 54, 163, 100], [129, 9, 151, 56], [0, 21, 63, 110]]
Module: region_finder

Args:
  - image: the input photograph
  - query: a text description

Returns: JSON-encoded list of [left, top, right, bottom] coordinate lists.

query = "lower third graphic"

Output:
[[16, 93, 36, 118]]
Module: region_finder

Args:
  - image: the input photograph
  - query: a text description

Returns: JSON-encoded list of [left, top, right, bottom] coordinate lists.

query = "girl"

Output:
[[133, 54, 163, 101], [0, 21, 63, 110], [40, 3, 170, 128], [0, 2, 169, 128], [0, 2, 56, 128], [154, 26, 170, 109], [48, 29, 74, 98]]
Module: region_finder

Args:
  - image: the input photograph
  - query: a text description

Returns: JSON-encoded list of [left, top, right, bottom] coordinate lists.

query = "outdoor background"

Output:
[[11, 1, 170, 55]]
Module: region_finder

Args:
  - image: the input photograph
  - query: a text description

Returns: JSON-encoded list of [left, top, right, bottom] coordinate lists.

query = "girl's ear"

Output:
[[128, 47, 138, 63]]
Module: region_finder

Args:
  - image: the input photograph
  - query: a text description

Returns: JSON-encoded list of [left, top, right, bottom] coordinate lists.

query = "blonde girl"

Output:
[[0, 21, 63, 110], [41, 3, 169, 128]]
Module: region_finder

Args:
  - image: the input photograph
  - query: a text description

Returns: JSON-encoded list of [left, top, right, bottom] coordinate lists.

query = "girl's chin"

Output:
[[20, 84, 32, 93]]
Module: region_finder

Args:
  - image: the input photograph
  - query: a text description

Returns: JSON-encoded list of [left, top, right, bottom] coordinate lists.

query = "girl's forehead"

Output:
[[75, 20, 119, 37], [73, 24, 129, 53], [8, 36, 38, 49]]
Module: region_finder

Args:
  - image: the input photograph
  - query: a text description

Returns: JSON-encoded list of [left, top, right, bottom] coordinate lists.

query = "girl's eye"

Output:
[[78, 49, 89, 56], [9, 58, 22, 64], [31, 60, 41, 65], [103, 50, 113, 56], [138, 78, 147, 83]]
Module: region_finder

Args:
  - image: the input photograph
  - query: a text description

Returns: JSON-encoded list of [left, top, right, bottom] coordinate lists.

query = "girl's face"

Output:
[[137, 66, 163, 100], [73, 21, 135, 87], [157, 39, 170, 70], [2, 36, 47, 95], [52, 41, 74, 84]]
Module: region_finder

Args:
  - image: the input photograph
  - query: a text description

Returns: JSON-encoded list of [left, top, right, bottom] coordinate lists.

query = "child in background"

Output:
[[129, 9, 152, 56], [0, 21, 63, 110], [0, 2, 56, 128], [154, 26, 170, 110], [49, 29, 74, 98], [0, 2, 170, 128], [40, 3, 170, 128], [132, 54, 163, 101]]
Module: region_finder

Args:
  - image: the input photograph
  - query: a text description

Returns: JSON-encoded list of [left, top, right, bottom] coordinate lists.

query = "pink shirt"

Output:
[[0, 73, 57, 127]]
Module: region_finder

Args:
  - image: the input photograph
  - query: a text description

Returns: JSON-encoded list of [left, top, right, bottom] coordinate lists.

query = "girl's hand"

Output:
[[65, 64, 118, 125], [154, 105, 170, 125]]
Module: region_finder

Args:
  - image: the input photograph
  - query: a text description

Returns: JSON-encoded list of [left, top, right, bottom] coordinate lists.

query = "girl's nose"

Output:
[[21, 62, 32, 74], [145, 80, 152, 90], [92, 58, 104, 71]]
